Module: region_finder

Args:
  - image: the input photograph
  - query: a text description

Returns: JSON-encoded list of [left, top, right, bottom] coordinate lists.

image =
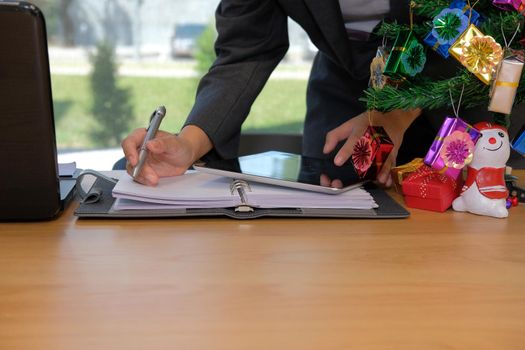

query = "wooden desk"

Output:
[[1, 172, 524, 350]]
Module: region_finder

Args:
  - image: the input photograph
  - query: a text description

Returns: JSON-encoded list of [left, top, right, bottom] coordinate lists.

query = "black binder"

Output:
[[74, 171, 410, 219]]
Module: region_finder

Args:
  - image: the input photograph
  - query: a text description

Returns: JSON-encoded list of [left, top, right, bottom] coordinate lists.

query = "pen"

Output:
[[132, 106, 166, 179]]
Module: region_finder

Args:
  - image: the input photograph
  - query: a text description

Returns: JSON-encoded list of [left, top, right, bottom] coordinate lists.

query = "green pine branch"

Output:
[[362, 71, 490, 111], [479, 11, 523, 45], [412, 0, 454, 18]]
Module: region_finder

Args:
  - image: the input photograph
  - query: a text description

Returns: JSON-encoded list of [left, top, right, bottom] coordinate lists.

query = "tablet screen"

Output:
[[194, 151, 371, 194]]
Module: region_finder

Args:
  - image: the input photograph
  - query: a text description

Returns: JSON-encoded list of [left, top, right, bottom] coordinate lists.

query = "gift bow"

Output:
[[392, 158, 424, 184], [406, 165, 458, 199]]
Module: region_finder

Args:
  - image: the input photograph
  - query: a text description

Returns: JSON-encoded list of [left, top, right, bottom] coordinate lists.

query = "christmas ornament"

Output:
[[424, 116, 481, 180], [460, 36, 504, 73], [384, 30, 426, 79], [402, 164, 462, 212], [488, 54, 524, 114], [424, 1, 478, 58], [492, 0, 522, 11], [452, 122, 511, 218], [511, 124, 525, 155], [369, 46, 389, 89], [390, 158, 424, 194], [352, 125, 393, 179], [362, 0, 525, 114], [352, 136, 373, 175], [439, 130, 476, 169], [449, 24, 504, 84]]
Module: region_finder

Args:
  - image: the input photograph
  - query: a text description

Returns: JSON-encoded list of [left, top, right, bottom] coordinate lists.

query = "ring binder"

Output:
[[230, 179, 254, 212], [74, 170, 410, 219], [76, 170, 118, 204]]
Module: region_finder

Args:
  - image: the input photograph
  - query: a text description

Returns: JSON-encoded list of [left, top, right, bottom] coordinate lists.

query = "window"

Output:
[[33, 0, 313, 169]]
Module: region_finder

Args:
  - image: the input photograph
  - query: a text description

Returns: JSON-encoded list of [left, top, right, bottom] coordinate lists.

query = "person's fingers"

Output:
[[376, 149, 397, 186], [126, 158, 148, 185], [142, 165, 159, 186], [146, 138, 169, 154], [320, 175, 342, 189], [333, 133, 360, 166], [323, 121, 354, 154], [121, 128, 147, 166], [146, 130, 177, 154], [132, 164, 159, 186], [385, 174, 393, 188], [331, 179, 343, 189], [125, 160, 134, 177], [320, 174, 331, 187]]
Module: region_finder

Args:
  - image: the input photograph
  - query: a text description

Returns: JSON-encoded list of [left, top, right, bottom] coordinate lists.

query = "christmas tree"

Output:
[[362, 0, 525, 127]]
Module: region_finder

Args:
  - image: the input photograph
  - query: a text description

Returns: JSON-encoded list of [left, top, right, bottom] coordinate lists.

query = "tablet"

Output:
[[193, 151, 369, 194]]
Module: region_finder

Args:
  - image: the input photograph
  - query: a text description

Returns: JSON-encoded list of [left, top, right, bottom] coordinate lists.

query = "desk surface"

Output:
[[1, 171, 524, 350]]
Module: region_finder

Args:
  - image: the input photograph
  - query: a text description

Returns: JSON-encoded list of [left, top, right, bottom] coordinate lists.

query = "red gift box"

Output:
[[352, 126, 394, 179], [402, 165, 462, 212]]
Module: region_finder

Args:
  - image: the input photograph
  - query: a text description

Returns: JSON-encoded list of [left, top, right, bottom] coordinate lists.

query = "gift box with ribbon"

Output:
[[402, 164, 462, 212], [383, 30, 427, 79], [488, 55, 524, 114], [424, 116, 481, 180], [449, 24, 504, 85], [352, 125, 394, 179], [390, 158, 424, 194], [492, 0, 522, 11], [511, 124, 525, 155], [424, 0, 479, 58]]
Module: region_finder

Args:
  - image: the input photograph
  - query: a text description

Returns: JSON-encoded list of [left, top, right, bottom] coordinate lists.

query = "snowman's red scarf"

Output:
[[463, 167, 508, 199]]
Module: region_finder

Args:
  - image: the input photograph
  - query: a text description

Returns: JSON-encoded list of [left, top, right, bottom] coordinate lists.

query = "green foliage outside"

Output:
[[52, 74, 306, 149], [89, 42, 134, 147], [30, 0, 307, 151], [194, 22, 218, 76]]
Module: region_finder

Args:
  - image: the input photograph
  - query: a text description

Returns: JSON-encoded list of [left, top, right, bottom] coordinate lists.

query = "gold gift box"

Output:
[[449, 24, 493, 85], [390, 158, 424, 194], [488, 56, 524, 115]]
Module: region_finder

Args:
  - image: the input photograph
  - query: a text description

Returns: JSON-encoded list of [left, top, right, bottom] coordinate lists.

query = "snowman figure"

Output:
[[452, 122, 510, 218]]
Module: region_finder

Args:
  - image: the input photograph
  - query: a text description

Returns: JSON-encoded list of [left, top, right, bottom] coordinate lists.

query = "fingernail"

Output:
[[334, 156, 343, 165], [146, 174, 156, 184]]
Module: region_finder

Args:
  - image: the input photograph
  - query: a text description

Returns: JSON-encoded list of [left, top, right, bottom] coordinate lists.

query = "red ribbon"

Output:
[[406, 166, 458, 199]]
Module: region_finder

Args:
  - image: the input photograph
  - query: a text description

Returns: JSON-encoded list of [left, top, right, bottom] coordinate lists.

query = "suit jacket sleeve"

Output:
[[184, 0, 289, 159]]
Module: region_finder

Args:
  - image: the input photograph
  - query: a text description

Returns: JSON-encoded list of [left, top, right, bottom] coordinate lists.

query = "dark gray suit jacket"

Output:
[[185, 0, 525, 167]]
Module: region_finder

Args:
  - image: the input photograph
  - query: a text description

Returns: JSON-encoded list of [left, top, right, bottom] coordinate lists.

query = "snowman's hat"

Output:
[[473, 121, 508, 133]]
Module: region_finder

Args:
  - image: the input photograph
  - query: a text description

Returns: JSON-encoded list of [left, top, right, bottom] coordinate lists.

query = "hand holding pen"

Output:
[[121, 106, 213, 186], [132, 106, 166, 179]]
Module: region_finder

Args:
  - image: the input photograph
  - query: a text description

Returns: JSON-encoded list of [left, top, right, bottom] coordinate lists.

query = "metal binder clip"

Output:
[[230, 179, 254, 212], [76, 170, 118, 204]]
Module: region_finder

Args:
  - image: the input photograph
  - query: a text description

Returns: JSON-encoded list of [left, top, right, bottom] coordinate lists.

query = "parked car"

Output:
[[170, 23, 207, 58]]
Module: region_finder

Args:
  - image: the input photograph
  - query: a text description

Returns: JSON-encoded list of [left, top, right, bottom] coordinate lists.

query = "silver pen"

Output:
[[132, 106, 166, 179]]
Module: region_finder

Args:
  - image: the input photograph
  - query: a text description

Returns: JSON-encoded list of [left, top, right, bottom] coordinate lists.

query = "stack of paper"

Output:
[[112, 171, 377, 211]]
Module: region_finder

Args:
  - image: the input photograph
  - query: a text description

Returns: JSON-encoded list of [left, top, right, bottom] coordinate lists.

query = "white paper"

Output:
[[112, 171, 377, 211], [58, 162, 77, 177]]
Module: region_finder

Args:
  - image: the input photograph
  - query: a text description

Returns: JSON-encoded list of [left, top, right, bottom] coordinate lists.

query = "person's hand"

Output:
[[320, 174, 343, 189], [121, 125, 212, 186], [323, 109, 421, 187]]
